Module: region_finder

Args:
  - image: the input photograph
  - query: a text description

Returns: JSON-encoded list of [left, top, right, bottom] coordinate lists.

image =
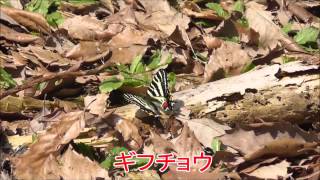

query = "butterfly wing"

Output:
[[147, 69, 172, 111], [123, 93, 159, 116]]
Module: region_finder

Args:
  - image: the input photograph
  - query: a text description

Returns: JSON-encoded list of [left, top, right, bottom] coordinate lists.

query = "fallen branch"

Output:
[[172, 61, 319, 124], [0, 61, 114, 99]]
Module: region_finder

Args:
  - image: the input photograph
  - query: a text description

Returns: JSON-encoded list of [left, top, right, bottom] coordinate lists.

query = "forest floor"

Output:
[[0, 0, 319, 179]]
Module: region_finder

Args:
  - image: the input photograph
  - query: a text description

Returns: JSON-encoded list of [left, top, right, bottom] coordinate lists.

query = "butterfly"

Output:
[[123, 69, 173, 117]]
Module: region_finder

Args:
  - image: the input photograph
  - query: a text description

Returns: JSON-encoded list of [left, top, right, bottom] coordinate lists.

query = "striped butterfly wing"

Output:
[[123, 93, 160, 116], [147, 69, 172, 111]]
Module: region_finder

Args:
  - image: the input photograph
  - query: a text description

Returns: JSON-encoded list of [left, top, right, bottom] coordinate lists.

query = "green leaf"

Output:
[[165, 54, 173, 64], [68, 0, 98, 5], [130, 55, 144, 73], [37, 82, 48, 91], [282, 23, 293, 34], [168, 72, 176, 91], [237, 17, 249, 28], [233, 0, 244, 13], [220, 36, 240, 43], [206, 3, 230, 19], [117, 63, 130, 73], [195, 20, 215, 28], [147, 50, 161, 70], [241, 62, 255, 73], [0, 0, 12, 6], [100, 157, 114, 170], [73, 143, 96, 161], [294, 27, 320, 45], [101, 147, 128, 170], [46, 11, 64, 26], [211, 138, 221, 153], [25, 0, 51, 16], [0, 68, 17, 89], [32, 133, 38, 143], [99, 76, 124, 93], [123, 76, 148, 87], [282, 56, 296, 64]]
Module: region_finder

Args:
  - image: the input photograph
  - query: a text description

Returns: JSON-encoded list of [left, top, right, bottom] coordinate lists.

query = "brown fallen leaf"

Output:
[[135, 0, 190, 36], [169, 26, 192, 48], [181, 1, 222, 21], [245, 1, 282, 55], [203, 36, 223, 49], [286, 1, 320, 24], [55, 146, 110, 179], [65, 41, 110, 62], [149, 131, 176, 154], [219, 122, 319, 161], [14, 111, 85, 180], [114, 117, 143, 150], [84, 93, 109, 116], [0, 24, 40, 43], [172, 123, 203, 169], [204, 41, 251, 82], [162, 167, 229, 180], [60, 1, 99, 14], [60, 15, 117, 40], [128, 170, 161, 180], [107, 26, 157, 64], [20, 46, 71, 66], [180, 118, 230, 148], [246, 160, 290, 179], [0, 6, 50, 34]]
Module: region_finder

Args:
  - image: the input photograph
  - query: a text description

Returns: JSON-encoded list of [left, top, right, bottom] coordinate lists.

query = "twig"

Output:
[[0, 61, 114, 99]]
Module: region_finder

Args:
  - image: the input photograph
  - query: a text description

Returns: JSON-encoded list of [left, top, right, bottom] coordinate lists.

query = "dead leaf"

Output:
[[149, 131, 175, 154], [247, 160, 290, 179], [219, 123, 319, 161], [60, 15, 116, 40], [162, 167, 228, 180], [204, 41, 251, 82], [172, 123, 203, 169], [84, 94, 109, 116], [203, 36, 223, 49], [128, 170, 161, 180], [60, 1, 99, 14], [14, 111, 85, 180], [20, 46, 70, 66], [56, 146, 110, 179], [0, 24, 40, 43], [135, 0, 190, 36], [115, 117, 143, 150], [0, 6, 50, 34], [245, 1, 282, 54], [169, 26, 192, 48], [107, 26, 157, 64], [181, 1, 222, 21], [65, 41, 110, 62], [180, 118, 230, 148]]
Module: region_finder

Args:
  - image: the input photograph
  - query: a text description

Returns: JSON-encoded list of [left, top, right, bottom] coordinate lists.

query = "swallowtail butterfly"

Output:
[[123, 69, 173, 117]]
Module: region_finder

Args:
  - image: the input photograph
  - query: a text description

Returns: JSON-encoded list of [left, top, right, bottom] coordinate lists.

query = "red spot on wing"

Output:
[[162, 101, 169, 110]]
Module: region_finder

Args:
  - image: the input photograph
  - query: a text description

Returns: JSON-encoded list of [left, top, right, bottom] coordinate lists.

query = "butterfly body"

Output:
[[123, 69, 174, 117]]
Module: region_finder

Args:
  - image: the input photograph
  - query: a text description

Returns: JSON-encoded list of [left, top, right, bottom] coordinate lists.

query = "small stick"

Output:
[[0, 61, 114, 99]]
